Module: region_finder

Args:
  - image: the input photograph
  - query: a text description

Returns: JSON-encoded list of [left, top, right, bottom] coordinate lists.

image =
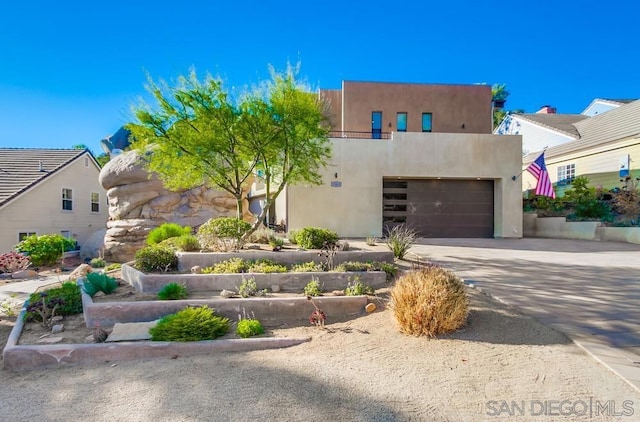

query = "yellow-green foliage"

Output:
[[149, 306, 230, 341], [390, 266, 468, 337], [203, 258, 248, 274], [236, 319, 265, 338], [291, 261, 323, 272], [247, 259, 287, 273], [147, 223, 192, 245]]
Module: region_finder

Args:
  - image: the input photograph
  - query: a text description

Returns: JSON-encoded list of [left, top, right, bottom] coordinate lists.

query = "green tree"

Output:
[[127, 64, 331, 236]]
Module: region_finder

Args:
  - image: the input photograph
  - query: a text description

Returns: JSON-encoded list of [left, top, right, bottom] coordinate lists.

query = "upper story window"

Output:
[[371, 111, 382, 139], [557, 164, 576, 186], [422, 113, 432, 132], [62, 188, 73, 211], [91, 192, 100, 213], [396, 112, 407, 132]]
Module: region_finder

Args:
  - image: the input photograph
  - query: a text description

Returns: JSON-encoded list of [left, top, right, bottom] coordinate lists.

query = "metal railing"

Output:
[[328, 130, 392, 140]]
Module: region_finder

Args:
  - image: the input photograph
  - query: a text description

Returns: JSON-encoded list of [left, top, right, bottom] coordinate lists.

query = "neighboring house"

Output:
[[252, 81, 523, 239], [520, 100, 640, 194], [495, 106, 588, 156], [581, 98, 635, 117], [0, 148, 108, 253]]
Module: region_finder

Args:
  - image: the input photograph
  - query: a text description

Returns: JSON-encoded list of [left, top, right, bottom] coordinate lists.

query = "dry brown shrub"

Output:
[[390, 266, 469, 337]]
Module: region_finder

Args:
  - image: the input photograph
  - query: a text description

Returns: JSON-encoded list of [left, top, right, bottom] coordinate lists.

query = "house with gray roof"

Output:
[[520, 100, 640, 194], [0, 148, 107, 254]]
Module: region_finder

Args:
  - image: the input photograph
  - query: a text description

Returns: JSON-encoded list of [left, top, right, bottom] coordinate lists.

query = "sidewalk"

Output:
[[409, 238, 640, 392]]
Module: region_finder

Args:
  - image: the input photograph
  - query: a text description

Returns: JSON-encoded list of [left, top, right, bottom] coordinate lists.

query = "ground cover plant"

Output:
[[0, 251, 31, 273], [25, 282, 82, 323], [390, 265, 468, 337], [149, 305, 230, 341], [157, 282, 188, 300]]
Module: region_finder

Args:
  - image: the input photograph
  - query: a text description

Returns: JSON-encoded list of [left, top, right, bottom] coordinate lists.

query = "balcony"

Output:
[[328, 131, 392, 140]]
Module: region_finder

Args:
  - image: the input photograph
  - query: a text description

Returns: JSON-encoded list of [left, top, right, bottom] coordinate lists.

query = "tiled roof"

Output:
[[523, 100, 640, 163], [598, 98, 637, 105], [0, 148, 88, 207], [514, 113, 588, 138]]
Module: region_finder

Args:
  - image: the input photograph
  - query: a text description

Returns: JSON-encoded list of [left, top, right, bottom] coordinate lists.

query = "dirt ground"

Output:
[[2, 257, 640, 420]]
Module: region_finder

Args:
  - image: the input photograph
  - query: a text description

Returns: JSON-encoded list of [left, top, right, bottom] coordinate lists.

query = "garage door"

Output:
[[383, 179, 494, 238]]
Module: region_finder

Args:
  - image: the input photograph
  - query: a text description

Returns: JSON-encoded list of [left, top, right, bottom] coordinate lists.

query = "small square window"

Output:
[[91, 192, 100, 213], [422, 113, 432, 132], [62, 188, 73, 211]]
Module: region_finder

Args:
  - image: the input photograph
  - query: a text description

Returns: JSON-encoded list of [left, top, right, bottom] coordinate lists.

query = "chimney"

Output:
[[536, 105, 557, 114], [39, 161, 44, 172]]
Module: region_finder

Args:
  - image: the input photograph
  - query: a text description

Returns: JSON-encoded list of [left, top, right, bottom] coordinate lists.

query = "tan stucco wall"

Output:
[[0, 153, 107, 252], [334, 81, 492, 134], [287, 132, 523, 238]]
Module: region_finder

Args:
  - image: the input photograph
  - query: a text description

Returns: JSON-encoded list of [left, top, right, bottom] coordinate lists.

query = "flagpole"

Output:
[[512, 146, 548, 181]]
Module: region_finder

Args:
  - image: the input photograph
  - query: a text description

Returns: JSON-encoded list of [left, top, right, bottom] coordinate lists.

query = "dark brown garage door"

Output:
[[383, 179, 494, 238]]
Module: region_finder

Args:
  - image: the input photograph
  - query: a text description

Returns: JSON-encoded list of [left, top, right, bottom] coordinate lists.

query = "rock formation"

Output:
[[99, 150, 251, 262]]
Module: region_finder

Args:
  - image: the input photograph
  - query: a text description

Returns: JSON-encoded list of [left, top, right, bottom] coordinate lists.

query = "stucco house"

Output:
[[516, 100, 640, 195], [0, 148, 108, 253], [252, 81, 523, 239]]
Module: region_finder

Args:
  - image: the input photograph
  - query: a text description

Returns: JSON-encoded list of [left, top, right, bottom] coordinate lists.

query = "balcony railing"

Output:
[[328, 130, 392, 140]]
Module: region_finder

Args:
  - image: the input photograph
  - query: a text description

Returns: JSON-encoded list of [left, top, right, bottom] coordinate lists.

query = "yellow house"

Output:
[[521, 99, 640, 195], [0, 148, 108, 253]]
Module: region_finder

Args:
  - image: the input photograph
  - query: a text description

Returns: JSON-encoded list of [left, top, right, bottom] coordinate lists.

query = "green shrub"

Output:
[[149, 306, 230, 341], [25, 282, 82, 322], [344, 276, 375, 296], [237, 277, 258, 298], [236, 319, 265, 338], [390, 266, 468, 337], [90, 257, 106, 268], [365, 236, 377, 246], [15, 234, 75, 267], [384, 225, 416, 260], [291, 261, 324, 272], [134, 245, 178, 273], [81, 272, 118, 297], [197, 217, 251, 251], [147, 223, 192, 246], [247, 259, 288, 273], [371, 261, 398, 282], [303, 278, 322, 296], [161, 234, 201, 252], [334, 261, 371, 272], [295, 227, 339, 249], [203, 258, 248, 274], [157, 282, 188, 300], [287, 229, 299, 245], [104, 263, 121, 272]]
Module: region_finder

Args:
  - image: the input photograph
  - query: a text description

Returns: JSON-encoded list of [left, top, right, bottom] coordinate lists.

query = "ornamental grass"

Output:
[[390, 266, 468, 337]]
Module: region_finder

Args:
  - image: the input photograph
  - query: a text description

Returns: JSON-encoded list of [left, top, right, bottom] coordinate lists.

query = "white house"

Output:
[[0, 148, 108, 254]]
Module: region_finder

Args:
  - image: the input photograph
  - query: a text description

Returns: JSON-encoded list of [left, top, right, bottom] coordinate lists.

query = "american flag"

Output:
[[526, 151, 555, 198]]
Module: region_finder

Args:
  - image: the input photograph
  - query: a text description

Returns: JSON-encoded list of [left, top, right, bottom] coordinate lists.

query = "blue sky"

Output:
[[1, 1, 639, 154]]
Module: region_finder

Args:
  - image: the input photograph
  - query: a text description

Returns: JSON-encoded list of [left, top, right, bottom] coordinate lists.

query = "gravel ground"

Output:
[[1, 287, 639, 421]]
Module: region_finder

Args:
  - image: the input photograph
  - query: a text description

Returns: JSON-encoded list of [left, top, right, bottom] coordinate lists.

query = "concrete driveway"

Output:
[[409, 237, 640, 391]]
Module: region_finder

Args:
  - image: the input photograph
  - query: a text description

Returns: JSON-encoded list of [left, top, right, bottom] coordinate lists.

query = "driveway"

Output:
[[409, 237, 640, 391]]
